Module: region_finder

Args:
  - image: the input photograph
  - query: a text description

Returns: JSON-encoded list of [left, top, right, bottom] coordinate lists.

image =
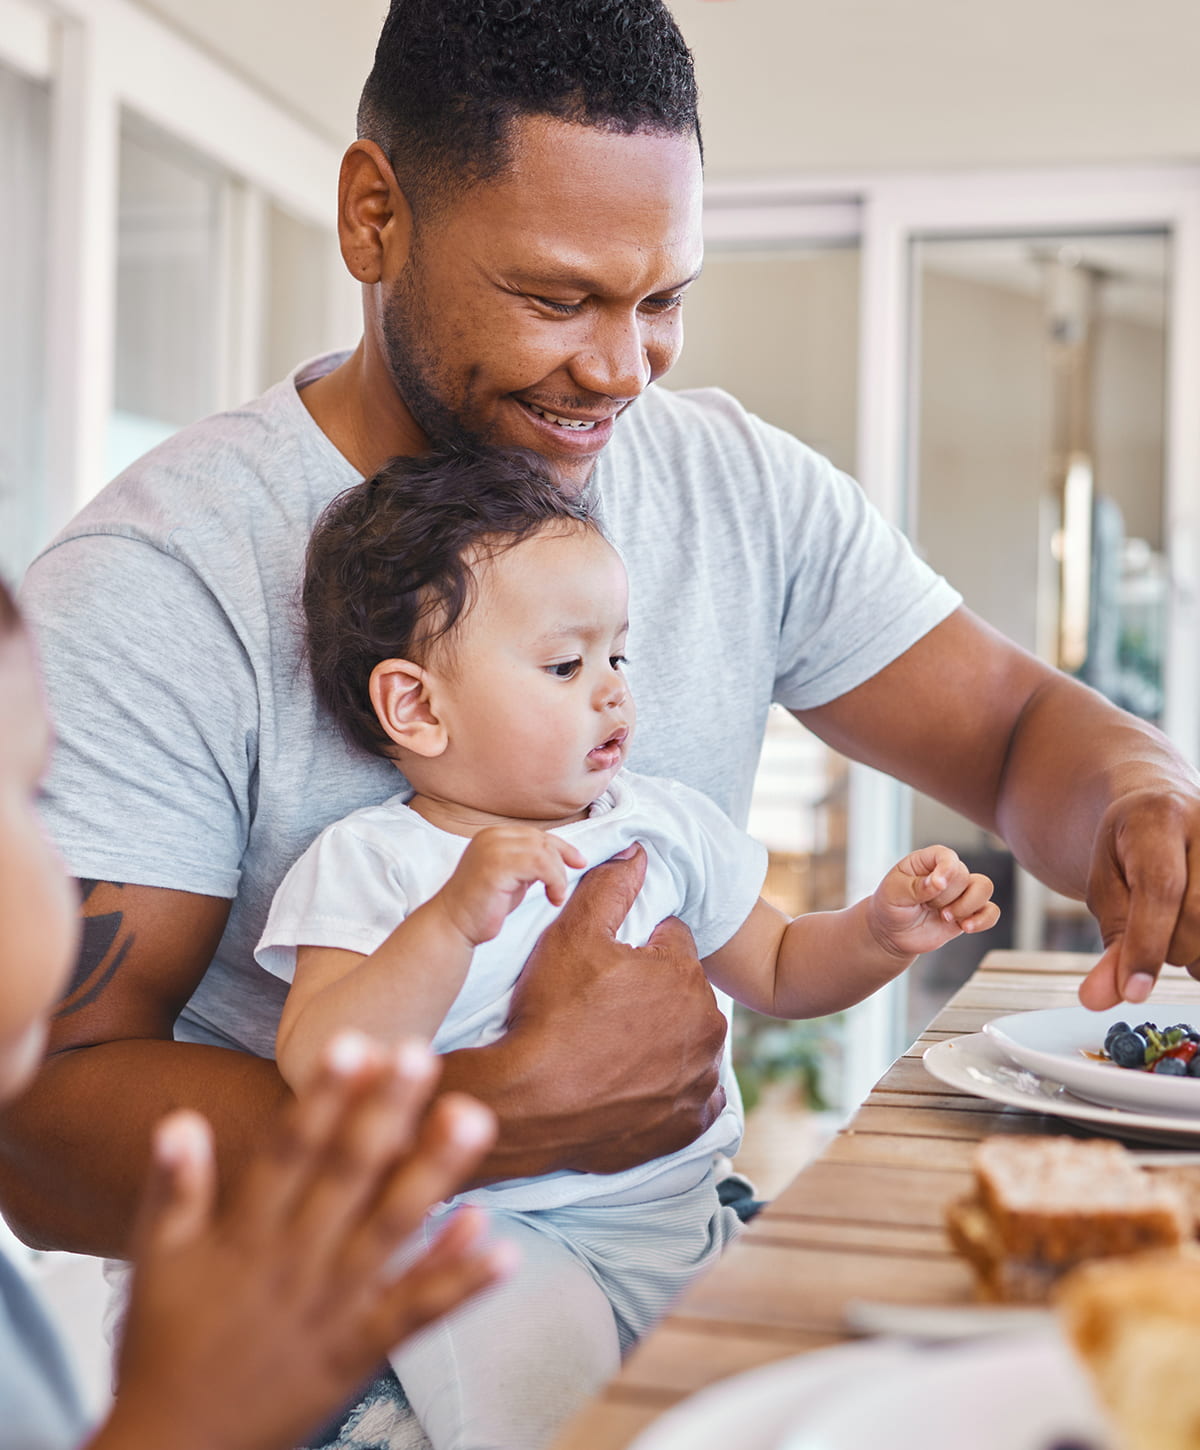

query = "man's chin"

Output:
[[482, 434, 601, 495], [495, 400, 616, 490]]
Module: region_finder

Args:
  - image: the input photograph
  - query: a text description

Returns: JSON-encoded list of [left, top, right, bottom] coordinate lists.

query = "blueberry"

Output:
[[1188, 1056, 1200, 1077], [1104, 1020, 1131, 1049], [1108, 1031, 1149, 1068], [1155, 1058, 1188, 1075]]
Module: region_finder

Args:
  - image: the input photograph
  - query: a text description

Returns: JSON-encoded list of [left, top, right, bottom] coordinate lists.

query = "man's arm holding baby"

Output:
[[704, 846, 999, 1021], [0, 851, 728, 1257]]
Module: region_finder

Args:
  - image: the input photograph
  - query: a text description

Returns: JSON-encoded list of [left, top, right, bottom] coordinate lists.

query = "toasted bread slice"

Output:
[[946, 1136, 1189, 1303], [974, 1136, 1188, 1262]]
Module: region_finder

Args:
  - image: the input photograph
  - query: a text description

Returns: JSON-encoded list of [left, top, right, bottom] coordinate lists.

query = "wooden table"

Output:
[[549, 949, 1200, 1449]]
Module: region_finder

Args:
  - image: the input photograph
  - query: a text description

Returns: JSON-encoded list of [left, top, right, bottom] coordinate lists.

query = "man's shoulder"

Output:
[[44, 354, 357, 552], [623, 379, 753, 435], [612, 383, 837, 489]]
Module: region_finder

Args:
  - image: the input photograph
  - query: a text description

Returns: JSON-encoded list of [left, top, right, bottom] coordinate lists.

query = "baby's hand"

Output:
[[439, 826, 587, 947], [867, 844, 1000, 959]]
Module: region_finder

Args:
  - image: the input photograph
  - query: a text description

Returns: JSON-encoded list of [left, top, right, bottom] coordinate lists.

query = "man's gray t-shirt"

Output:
[[22, 352, 961, 1057]]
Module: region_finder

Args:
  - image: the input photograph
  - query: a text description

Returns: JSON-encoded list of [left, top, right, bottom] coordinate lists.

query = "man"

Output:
[[3, 0, 1199, 1402]]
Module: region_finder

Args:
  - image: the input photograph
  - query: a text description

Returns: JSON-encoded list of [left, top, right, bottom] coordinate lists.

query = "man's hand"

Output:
[[1078, 786, 1200, 1008], [499, 844, 728, 1176], [95, 1035, 511, 1450]]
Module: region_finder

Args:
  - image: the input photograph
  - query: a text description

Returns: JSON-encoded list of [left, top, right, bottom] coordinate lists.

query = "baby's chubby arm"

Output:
[[704, 845, 999, 1019], [275, 827, 586, 1090]]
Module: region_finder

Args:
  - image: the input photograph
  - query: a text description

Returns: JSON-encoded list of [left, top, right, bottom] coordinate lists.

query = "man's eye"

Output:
[[547, 659, 581, 679], [641, 294, 684, 314], [535, 296, 582, 315], [609, 655, 628, 670]]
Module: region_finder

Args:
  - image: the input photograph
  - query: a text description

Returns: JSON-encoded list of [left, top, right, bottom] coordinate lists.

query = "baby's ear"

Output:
[[369, 659, 448, 758]]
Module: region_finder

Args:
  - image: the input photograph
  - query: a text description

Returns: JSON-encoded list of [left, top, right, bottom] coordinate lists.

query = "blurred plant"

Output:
[[732, 1008, 842, 1113]]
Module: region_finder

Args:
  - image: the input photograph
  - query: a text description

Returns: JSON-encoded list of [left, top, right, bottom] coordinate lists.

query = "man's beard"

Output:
[[379, 286, 484, 453]]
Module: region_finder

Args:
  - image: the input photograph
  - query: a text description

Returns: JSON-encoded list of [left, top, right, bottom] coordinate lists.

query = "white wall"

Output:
[[678, 0, 1200, 178], [130, 0, 383, 144], [128, 1, 1200, 176]]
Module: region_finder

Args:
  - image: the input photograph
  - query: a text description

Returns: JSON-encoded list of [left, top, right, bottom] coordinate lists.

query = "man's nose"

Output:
[[571, 312, 653, 400]]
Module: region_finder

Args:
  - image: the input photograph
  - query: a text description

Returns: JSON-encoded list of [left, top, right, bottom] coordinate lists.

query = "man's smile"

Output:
[[523, 403, 599, 431]]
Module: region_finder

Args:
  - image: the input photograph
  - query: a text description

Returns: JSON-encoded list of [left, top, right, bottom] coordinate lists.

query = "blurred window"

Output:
[[107, 116, 226, 479], [262, 203, 346, 385], [668, 243, 860, 1112], [0, 61, 50, 577]]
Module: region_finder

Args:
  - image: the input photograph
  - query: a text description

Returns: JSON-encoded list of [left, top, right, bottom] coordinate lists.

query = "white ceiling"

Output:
[[129, 0, 1200, 175]]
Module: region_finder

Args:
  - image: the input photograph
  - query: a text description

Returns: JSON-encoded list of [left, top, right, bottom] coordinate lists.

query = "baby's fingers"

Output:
[[940, 874, 1000, 932], [904, 845, 969, 906], [543, 836, 586, 906]]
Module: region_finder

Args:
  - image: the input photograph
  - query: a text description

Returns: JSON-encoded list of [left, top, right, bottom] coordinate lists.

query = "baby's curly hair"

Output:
[[357, 0, 700, 216], [303, 444, 599, 759]]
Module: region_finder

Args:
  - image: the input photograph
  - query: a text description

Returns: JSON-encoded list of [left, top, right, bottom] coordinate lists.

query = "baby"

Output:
[[258, 443, 999, 1450]]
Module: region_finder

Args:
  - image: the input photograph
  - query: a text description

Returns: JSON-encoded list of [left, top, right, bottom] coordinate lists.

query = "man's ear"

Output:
[[337, 139, 415, 285], [369, 659, 447, 758]]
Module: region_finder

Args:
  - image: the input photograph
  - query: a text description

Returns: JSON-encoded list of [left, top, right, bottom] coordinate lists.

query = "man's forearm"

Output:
[[803, 612, 1197, 905], [0, 1040, 291, 1257], [994, 672, 1196, 897], [0, 1034, 580, 1253], [435, 1039, 586, 1185]]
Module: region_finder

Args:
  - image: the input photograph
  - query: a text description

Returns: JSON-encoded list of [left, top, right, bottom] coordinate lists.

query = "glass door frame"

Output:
[[705, 166, 1200, 1099]]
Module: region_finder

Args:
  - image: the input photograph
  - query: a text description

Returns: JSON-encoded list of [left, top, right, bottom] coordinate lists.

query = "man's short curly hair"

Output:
[[357, 0, 700, 216], [303, 444, 600, 759]]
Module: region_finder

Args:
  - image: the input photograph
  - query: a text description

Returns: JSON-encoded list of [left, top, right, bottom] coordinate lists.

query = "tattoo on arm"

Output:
[[58, 881, 134, 1018]]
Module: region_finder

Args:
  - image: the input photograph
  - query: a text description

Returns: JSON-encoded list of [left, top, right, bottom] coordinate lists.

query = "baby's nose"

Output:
[[600, 676, 626, 709]]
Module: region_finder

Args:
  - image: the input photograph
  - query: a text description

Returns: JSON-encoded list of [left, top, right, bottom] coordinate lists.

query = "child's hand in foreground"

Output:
[[866, 844, 1000, 960], [439, 825, 587, 947], [96, 1033, 514, 1450]]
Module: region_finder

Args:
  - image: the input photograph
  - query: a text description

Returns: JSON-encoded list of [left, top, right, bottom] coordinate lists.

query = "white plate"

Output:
[[626, 1340, 916, 1450], [779, 1329, 1110, 1450], [923, 1032, 1200, 1145], [984, 1004, 1200, 1116]]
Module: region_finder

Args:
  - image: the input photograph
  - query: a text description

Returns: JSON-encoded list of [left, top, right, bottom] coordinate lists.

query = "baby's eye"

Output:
[[546, 659, 581, 680], [609, 655, 628, 671]]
